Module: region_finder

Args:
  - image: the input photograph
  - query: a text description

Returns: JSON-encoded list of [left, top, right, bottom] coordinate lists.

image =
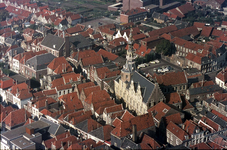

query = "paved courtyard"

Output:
[[139, 58, 183, 75]]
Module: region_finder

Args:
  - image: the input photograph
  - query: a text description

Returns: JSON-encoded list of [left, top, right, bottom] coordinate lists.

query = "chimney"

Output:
[[68, 141, 70, 148], [26, 127, 35, 135], [64, 36, 70, 57], [45, 99, 48, 110], [2, 121, 5, 132], [132, 124, 137, 143], [182, 124, 185, 130]]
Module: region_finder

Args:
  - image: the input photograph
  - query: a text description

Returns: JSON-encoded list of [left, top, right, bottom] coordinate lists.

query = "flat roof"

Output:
[[2, 120, 49, 140], [11, 136, 35, 149]]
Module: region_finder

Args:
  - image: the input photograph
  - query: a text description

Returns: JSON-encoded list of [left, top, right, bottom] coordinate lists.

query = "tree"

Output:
[[155, 39, 176, 56], [0, 10, 9, 22]]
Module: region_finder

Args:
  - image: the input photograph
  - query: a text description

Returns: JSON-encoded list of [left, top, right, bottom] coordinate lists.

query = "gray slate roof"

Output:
[[206, 111, 227, 129], [127, 71, 155, 103], [89, 126, 105, 140], [152, 12, 168, 21], [121, 137, 141, 149], [69, 34, 93, 49], [189, 85, 222, 95], [41, 34, 65, 51], [40, 117, 66, 136], [1, 120, 49, 140], [75, 119, 89, 132], [26, 53, 56, 70], [5, 38, 16, 45], [8, 47, 24, 57]]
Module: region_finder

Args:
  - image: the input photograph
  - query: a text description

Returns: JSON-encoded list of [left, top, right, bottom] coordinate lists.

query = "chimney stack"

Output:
[[45, 99, 48, 110], [132, 124, 137, 143]]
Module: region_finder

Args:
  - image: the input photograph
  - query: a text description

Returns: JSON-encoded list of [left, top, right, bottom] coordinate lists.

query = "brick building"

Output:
[[120, 8, 147, 23]]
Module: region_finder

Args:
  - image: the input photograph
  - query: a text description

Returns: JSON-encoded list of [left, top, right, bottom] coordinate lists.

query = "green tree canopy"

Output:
[[0, 10, 9, 22], [155, 39, 176, 56]]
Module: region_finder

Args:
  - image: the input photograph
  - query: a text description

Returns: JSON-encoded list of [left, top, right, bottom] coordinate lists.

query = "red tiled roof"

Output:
[[148, 102, 171, 121], [0, 28, 11, 35], [190, 143, 212, 149], [0, 105, 16, 122], [121, 7, 147, 16], [86, 28, 94, 35], [85, 90, 110, 105], [136, 45, 152, 57], [17, 89, 33, 100], [183, 98, 194, 110], [192, 80, 214, 88], [48, 57, 73, 74], [92, 33, 103, 39], [56, 84, 72, 91], [201, 26, 213, 37], [58, 92, 83, 111], [0, 76, 14, 89], [109, 37, 127, 47], [164, 113, 182, 125], [222, 21, 227, 26], [170, 26, 199, 38], [33, 97, 56, 109], [211, 109, 227, 122], [163, 12, 177, 19], [97, 49, 118, 61], [23, 118, 34, 125], [54, 18, 63, 26], [161, 33, 173, 41], [10, 82, 28, 95], [140, 134, 161, 149], [199, 116, 219, 132], [133, 33, 146, 41], [193, 22, 205, 29], [94, 100, 115, 114], [76, 82, 95, 94], [153, 71, 187, 86], [184, 120, 199, 136], [82, 55, 104, 67], [79, 31, 90, 38], [216, 67, 227, 82], [62, 72, 81, 84], [112, 117, 122, 127], [207, 141, 225, 149], [83, 85, 101, 98], [167, 121, 188, 141], [40, 109, 52, 116], [185, 53, 202, 64], [51, 78, 64, 88], [0, 3, 6, 8], [44, 132, 71, 149], [111, 113, 155, 137], [120, 110, 134, 122], [2, 108, 31, 128], [148, 25, 178, 37], [105, 104, 123, 114], [102, 125, 114, 141], [120, 27, 141, 37], [71, 49, 97, 60], [66, 26, 83, 34], [169, 8, 184, 18], [166, 92, 182, 104], [23, 28, 35, 36], [100, 28, 115, 35], [0, 21, 7, 27], [212, 29, 226, 37], [42, 89, 57, 96], [69, 14, 81, 20]]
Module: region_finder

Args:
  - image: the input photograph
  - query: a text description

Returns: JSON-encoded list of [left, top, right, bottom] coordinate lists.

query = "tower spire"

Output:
[[120, 28, 136, 82]]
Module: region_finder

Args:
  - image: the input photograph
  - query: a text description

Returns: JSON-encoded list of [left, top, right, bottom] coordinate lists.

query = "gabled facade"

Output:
[[114, 31, 165, 115]]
